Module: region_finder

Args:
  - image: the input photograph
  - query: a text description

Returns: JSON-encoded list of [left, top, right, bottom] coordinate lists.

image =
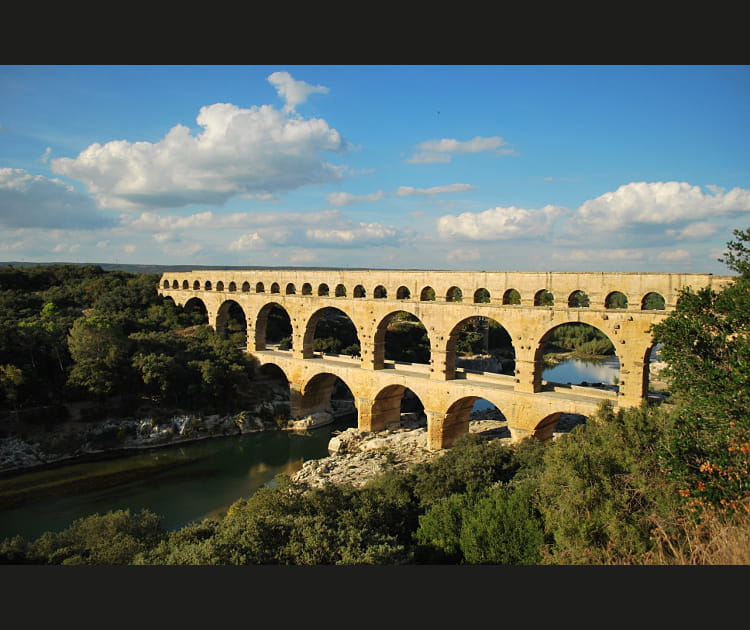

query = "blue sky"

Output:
[[1, 64, 749, 273]]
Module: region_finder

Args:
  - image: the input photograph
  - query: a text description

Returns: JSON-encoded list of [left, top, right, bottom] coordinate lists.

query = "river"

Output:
[[0, 416, 356, 542]]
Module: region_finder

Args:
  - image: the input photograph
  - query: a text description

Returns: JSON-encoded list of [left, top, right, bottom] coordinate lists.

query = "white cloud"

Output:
[[326, 191, 384, 206], [306, 222, 398, 246], [666, 221, 719, 240], [446, 248, 480, 262], [50, 79, 348, 211], [657, 249, 691, 262], [0, 168, 113, 229], [396, 183, 476, 196], [407, 136, 515, 164], [229, 232, 265, 251], [267, 71, 329, 113], [571, 181, 750, 231], [437, 204, 563, 240]]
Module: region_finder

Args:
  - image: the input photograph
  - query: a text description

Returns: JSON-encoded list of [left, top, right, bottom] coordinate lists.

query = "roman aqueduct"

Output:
[[158, 269, 732, 449]]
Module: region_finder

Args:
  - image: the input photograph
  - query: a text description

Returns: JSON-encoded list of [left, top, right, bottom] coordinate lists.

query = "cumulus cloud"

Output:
[[267, 71, 329, 113], [437, 204, 563, 240], [50, 78, 348, 211], [0, 168, 114, 229], [229, 232, 265, 251], [571, 181, 750, 231], [396, 183, 476, 196], [665, 221, 719, 240], [407, 136, 515, 164], [306, 222, 399, 247], [326, 191, 384, 206]]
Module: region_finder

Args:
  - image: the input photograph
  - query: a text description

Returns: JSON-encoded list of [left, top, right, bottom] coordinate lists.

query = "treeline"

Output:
[[0, 264, 259, 420]]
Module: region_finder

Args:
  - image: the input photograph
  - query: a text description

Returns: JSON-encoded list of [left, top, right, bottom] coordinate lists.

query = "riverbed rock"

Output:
[[291, 411, 334, 431]]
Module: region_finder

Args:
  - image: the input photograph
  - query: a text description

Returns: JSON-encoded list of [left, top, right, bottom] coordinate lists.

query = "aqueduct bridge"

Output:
[[158, 269, 732, 449]]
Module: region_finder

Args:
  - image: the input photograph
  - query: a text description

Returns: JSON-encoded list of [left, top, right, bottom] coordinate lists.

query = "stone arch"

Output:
[[285, 283, 296, 295], [568, 290, 590, 308], [473, 288, 490, 303], [216, 299, 247, 348], [367, 384, 425, 432], [302, 282, 313, 296], [270, 282, 280, 294], [255, 282, 265, 293], [193, 280, 200, 290], [318, 283, 330, 297], [303, 306, 361, 359], [204, 280, 212, 291], [435, 396, 509, 449], [242, 281, 251, 292], [445, 316, 516, 380], [374, 285, 387, 299], [163, 279, 170, 289], [420, 286, 436, 301], [503, 288, 521, 305], [446, 286, 463, 302], [182, 280, 189, 290], [171, 279, 179, 289], [532, 412, 565, 442], [353, 285, 366, 298], [605, 291, 628, 309], [299, 372, 357, 420], [374, 310, 431, 367], [534, 289, 554, 306], [257, 363, 291, 420], [216, 281, 224, 292], [228, 281, 237, 292], [641, 292, 665, 310], [335, 284, 346, 297], [254, 302, 292, 351], [183, 296, 209, 325], [396, 286, 411, 300]]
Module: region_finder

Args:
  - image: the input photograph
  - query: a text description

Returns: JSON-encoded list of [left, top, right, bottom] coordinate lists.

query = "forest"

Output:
[[0, 228, 748, 564]]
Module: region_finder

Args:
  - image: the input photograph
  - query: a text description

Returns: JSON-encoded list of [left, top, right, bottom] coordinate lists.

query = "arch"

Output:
[[532, 412, 565, 442], [302, 283, 312, 296], [285, 283, 296, 295], [641, 292, 665, 310], [374, 285, 387, 299], [304, 306, 361, 358], [216, 299, 247, 348], [300, 372, 357, 421], [193, 280, 200, 290], [446, 286, 463, 302], [270, 282, 280, 294], [534, 289, 554, 306], [216, 281, 224, 292], [242, 281, 251, 292], [318, 283, 330, 297], [335, 284, 346, 297], [446, 316, 516, 380], [183, 297, 209, 325], [228, 281, 237, 292], [420, 286, 436, 301], [568, 290, 590, 308], [204, 280, 212, 291], [163, 279, 170, 289], [605, 291, 628, 309], [255, 282, 265, 293], [257, 363, 291, 421], [396, 286, 411, 300], [368, 385, 425, 432], [254, 302, 292, 351], [182, 280, 189, 290], [374, 310, 431, 367], [437, 396, 509, 448], [473, 288, 490, 303], [171, 280, 179, 289], [503, 288, 521, 305], [353, 285, 366, 298]]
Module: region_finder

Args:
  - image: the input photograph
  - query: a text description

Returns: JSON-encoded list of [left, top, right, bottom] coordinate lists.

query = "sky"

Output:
[[1, 64, 749, 274]]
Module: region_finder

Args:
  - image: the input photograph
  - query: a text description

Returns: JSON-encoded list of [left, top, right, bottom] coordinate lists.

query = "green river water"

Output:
[[0, 417, 355, 542]]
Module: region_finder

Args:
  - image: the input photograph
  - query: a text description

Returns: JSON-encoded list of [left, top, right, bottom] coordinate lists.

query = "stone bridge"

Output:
[[158, 269, 732, 449]]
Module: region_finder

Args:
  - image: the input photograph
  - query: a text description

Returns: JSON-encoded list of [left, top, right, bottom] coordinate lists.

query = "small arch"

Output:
[[204, 281, 212, 291], [446, 286, 463, 302], [285, 283, 296, 295], [163, 280, 170, 289], [353, 285, 366, 298], [503, 289, 521, 305], [318, 283, 330, 297], [216, 281, 224, 292], [396, 286, 411, 300], [255, 282, 265, 293], [420, 286, 436, 301], [374, 285, 387, 299], [302, 283, 312, 296], [242, 281, 251, 292], [641, 292, 665, 310], [182, 280, 189, 290], [335, 284, 347, 297], [605, 291, 628, 309], [171, 280, 179, 289], [270, 282, 280, 294], [193, 280, 200, 290], [228, 281, 237, 292], [534, 289, 554, 306], [568, 290, 590, 308], [473, 288, 490, 304]]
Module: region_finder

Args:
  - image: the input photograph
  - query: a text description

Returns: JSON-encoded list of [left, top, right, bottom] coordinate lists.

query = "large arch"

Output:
[[435, 395, 509, 448], [254, 302, 293, 351], [216, 299, 248, 348], [374, 310, 431, 367], [183, 296, 209, 325], [298, 372, 357, 419], [367, 384, 425, 432], [257, 362, 291, 420], [303, 306, 361, 358], [445, 316, 516, 380]]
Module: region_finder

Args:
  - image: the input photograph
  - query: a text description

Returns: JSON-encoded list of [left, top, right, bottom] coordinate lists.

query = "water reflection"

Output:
[[543, 356, 620, 385]]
